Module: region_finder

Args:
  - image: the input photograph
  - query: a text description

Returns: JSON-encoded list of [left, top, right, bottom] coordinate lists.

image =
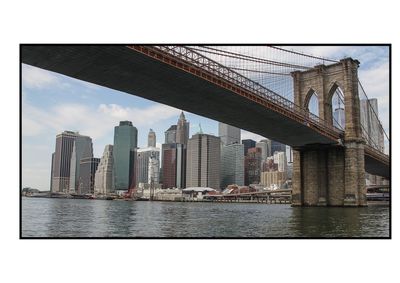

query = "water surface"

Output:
[[21, 197, 390, 238]]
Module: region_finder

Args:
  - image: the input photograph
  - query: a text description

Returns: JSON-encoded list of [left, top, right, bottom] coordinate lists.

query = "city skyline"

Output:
[[22, 46, 390, 190]]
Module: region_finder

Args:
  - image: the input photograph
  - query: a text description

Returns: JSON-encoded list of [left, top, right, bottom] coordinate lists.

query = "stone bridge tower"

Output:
[[291, 58, 366, 206]]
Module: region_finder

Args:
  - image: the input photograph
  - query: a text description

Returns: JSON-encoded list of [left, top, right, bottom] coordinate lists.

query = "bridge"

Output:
[[21, 45, 390, 206]]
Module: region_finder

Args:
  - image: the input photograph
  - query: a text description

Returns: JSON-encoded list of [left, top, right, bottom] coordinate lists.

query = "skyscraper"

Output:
[[244, 147, 262, 185], [186, 133, 221, 190], [50, 152, 55, 192], [69, 134, 93, 193], [333, 107, 345, 129], [274, 151, 287, 173], [135, 147, 160, 186], [256, 139, 271, 161], [176, 112, 189, 146], [51, 131, 78, 193], [161, 143, 186, 189], [148, 128, 156, 147], [94, 145, 114, 195], [220, 143, 244, 189], [271, 140, 286, 155], [148, 152, 160, 184], [218, 122, 241, 145], [242, 139, 256, 156], [164, 125, 177, 144], [78, 157, 100, 195], [113, 121, 138, 191], [360, 99, 384, 152]]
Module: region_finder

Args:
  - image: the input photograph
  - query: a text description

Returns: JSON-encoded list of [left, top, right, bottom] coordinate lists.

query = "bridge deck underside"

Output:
[[364, 154, 390, 178], [21, 45, 335, 147], [21, 45, 389, 176]]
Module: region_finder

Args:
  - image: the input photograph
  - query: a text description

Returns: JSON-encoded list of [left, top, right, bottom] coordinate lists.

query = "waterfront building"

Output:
[[51, 131, 78, 193], [218, 122, 240, 145], [176, 111, 190, 146], [261, 171, 287, 189], [164, 125, 177, 144], [242, 139, 256, 156], [186, 133, 221, 190], [148, 128, 156, 147], [69, 134, 93, 193], [161, 143, 186, 189], [50, 152, 55, 192], [220, 143, 244, 189], [271, 140, 286, 155], [94, 145, 114, 195], [135, 147, 160, 186], [244, 147, 262, 185], [113, 121, 138, 191], [78, 157, 100, 194]]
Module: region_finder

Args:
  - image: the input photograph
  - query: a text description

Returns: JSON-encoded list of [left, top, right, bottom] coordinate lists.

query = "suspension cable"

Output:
[[268, 46, 339, 63], [190, 46, 311, 70]]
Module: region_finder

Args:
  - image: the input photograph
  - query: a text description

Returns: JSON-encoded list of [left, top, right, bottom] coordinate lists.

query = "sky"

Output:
[[21, 45, 390, 191]]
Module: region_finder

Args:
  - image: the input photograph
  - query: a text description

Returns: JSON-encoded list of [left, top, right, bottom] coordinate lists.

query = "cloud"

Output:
[[22, 64, 60, 89], [22, 100, 182, 140]]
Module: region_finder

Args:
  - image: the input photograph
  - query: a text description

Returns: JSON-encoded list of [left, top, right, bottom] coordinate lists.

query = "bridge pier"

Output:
[[292, 141, 366, 207], [291, 57, 367, 207]]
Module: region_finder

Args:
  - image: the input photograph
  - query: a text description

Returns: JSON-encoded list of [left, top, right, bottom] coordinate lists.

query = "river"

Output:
[[21, 197, 390, 238]]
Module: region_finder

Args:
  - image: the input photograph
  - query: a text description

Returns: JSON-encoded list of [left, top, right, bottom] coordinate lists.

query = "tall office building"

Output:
[[333, 107, 345, 129], [148, 128, 156, 147], [69, 134, 93, 193], [113, 121, 138, 191], [176, 112, 190, 146], [242, 139, 256, 156], [94, 145, 114, 195], [50, 152, 55, 192], [51, 131, 78, 193], [274, 151, 287, 172], [78, 157, 100, 194], [218, 122, 241, 145], [271, 140, 286, 155], [244, 147, 262, 185], [360, 99, 384, 152], [164, 125, 177, 144], [161, 143, 186, 189], [186, 133, 221, 190], [148, 152, 160, 184], [220, 143, 244, 189], [256, 139, 271, 161], [360, 99, 385, 185], [135, 147, 160, 186]]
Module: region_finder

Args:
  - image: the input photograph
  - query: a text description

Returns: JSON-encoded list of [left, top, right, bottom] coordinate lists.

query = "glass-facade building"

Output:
[[69, 134, 93, 193], [218, 122, 241, 145], [79, 157, 100, 194], [220, 143, 244, 189], [113, 121, 138, 191]]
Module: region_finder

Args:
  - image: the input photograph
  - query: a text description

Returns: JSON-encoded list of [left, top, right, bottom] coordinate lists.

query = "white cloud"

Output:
[[22, 64, 60, 89], [22, 100, 182, 140]]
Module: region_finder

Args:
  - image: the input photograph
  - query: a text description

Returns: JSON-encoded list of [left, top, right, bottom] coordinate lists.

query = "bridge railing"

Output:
[[139, 45, 343, 137]]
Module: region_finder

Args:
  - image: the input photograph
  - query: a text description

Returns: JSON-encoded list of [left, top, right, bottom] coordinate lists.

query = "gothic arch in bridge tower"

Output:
[[328, 82, 346, 129], [304, 88, 320, 117]]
